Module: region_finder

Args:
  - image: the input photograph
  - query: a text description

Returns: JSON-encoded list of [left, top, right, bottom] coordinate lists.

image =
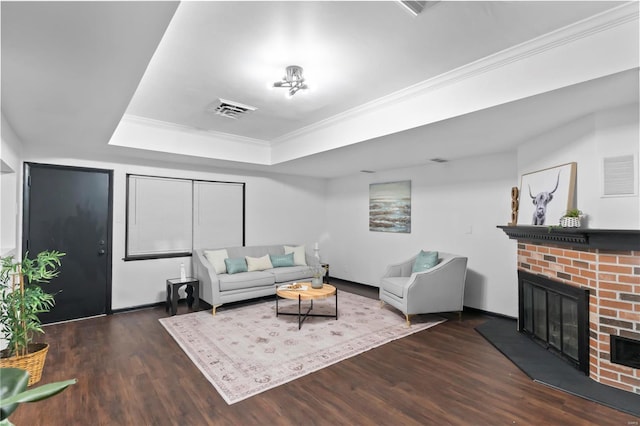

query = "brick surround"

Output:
[[517, 242, 640, 394]]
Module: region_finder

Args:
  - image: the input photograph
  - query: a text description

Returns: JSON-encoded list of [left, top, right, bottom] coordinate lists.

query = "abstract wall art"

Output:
[[369, 180, 411, 233]]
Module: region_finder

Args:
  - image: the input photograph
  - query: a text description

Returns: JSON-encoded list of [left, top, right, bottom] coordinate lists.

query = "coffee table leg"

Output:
[[335, 290, 338, 320], [298, 294, 302, 330]]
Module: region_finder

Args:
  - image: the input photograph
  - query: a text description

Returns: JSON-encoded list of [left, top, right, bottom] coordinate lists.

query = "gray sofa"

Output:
[[193, 244, 320, 314]]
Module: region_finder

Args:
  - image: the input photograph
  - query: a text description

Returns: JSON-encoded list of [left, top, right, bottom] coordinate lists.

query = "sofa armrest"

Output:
[[192, 249, 221, 306]]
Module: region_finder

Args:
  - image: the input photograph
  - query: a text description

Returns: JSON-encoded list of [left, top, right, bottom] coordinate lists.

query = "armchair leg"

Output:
[[380, 300, 385, 308], [212, 304, 222, 316], [405, 314, 412, 327], [458, 311, 462, 322]]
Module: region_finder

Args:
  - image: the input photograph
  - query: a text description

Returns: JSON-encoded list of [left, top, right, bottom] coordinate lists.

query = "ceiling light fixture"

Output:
[[273, 65, 308, 96]]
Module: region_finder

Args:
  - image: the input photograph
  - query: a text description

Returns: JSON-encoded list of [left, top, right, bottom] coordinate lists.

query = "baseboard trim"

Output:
[[463, 306, 516, 321]]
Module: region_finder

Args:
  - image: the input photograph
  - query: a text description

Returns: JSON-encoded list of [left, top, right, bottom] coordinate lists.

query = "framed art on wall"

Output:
[[369, 180, 411, 233], [517, 162, 577, 226]]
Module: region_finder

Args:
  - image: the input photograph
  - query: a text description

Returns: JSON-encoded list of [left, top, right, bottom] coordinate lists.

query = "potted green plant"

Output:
[[0, 250, 65, 385], [0, 367, 76, 426], [560, 208, 583, 228]]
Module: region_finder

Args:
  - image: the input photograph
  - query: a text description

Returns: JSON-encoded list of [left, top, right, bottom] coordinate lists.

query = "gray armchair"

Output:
[[379, 252, 468, 326]]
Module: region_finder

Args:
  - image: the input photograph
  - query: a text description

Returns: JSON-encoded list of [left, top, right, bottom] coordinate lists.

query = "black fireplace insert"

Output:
[[611, 335, 640, 369], [518, 270, 590, 375]]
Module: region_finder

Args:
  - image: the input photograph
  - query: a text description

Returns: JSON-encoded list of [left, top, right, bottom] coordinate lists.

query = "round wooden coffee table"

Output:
[[276, 283, 338, 329]]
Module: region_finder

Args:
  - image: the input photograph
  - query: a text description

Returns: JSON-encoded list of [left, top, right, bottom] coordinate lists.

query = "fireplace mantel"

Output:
[[497, 225, 640, 250]]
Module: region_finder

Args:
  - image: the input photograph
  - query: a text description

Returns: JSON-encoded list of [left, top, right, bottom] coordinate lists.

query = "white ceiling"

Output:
[[1, 1, 638, 178]]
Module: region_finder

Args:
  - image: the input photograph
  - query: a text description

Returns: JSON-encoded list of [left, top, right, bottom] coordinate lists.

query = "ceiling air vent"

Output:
[[206, 98, 257, 120]]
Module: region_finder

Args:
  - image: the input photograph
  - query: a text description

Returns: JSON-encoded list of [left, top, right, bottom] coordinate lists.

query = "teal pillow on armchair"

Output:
[[412, 251, 438, 273]]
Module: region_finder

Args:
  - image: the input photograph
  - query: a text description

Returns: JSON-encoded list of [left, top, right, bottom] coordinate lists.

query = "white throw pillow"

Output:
[[245, 254, 273, 272], [204, 249, 228, 274], [284, 245, 307, 266]]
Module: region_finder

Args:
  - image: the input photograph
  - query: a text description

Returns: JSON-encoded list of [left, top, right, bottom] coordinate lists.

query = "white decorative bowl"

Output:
[[560, 216, 581, 228]]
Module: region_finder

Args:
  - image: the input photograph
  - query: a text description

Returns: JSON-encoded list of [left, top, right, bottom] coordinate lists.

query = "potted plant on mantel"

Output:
[[560, 208, 583, 228], [0, 250, 65, 386]]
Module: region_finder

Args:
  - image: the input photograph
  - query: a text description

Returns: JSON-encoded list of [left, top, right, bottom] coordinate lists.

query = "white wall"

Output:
[[0, 113, 23, 256], [18, 149, 327, 310], [325, 152, 519, 317], [517, 103, 639, 229], [323, 104, 639, 318]]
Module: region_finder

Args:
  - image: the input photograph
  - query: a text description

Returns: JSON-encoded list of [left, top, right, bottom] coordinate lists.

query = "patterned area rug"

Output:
[[159, 291, 445, 404]]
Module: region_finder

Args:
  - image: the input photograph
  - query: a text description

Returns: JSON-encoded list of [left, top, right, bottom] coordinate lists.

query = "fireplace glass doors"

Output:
[[518, 271, 590, 374]]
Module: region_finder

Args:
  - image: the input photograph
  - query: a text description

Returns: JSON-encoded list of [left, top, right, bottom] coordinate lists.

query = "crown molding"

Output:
[[121, 114, 271, 147], [272, 2, 639, 146]]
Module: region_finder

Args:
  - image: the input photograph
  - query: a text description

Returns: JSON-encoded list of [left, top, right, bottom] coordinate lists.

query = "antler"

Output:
[[549, 171, 561, 194], [528, 185, 535, 199]]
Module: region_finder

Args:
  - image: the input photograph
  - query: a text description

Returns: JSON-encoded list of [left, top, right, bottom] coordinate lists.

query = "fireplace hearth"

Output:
[[518, 270, 590, 375]]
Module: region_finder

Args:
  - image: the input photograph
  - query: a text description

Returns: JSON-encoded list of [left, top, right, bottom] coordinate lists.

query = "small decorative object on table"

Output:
[[560, 208, 583, 228], [311, 265, 325, 289]]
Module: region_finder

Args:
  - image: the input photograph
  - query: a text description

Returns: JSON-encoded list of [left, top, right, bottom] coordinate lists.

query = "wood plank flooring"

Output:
[[9, 281, 639, 425]]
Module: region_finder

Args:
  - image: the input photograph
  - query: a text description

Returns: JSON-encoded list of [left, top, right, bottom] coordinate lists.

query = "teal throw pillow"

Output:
[[224, 257, 248, 274], [270, 253, 295, 268], [412, 250, 439, 273]]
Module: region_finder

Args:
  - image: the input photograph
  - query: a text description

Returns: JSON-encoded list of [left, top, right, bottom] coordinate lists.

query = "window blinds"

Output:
[[126, 175, 244, 259]]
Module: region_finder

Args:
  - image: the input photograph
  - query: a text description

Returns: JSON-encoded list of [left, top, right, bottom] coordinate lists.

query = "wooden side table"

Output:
[[166, 278, 200, 316]]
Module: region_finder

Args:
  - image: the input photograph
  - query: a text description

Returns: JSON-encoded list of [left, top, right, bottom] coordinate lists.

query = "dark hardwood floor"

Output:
[[11, 281, 639, 425]]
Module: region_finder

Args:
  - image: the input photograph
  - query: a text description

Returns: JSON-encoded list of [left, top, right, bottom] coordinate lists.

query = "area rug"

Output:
[[159, 291, 445, 404]]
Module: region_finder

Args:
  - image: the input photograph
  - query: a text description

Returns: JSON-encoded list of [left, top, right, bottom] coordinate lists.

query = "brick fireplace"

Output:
[[499, 226, 640, 394]]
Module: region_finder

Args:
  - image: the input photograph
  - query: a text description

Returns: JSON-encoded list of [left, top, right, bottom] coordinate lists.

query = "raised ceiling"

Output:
[[2, 1, 638, 178]]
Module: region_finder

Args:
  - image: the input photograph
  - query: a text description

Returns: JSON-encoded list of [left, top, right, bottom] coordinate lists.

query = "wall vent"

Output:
[[602, 154, 637, 197], [206, 98, 257, 119]]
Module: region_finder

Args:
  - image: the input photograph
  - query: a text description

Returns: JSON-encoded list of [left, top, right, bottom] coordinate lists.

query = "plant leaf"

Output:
[[0, 379, 76, 407]]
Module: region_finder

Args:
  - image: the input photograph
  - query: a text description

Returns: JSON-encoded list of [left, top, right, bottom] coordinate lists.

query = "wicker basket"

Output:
[[0, 343, 49, 386]]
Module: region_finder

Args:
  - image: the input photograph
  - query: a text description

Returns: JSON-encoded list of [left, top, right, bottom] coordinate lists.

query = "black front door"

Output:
[[23, 163, 112, 323]]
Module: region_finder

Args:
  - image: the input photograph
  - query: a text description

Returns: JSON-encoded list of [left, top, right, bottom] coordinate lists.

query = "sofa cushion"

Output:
[[204, 249, 228, 274], [412, 250, 439, 273], [224, 257, 248, 274], [381, 277, 408, 298], [269, 252, 295, 268], [284, 245, 307, 266], [268, 266, 313, 283], [246, 254, 273, 272], [218, 271, 275, 291]]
